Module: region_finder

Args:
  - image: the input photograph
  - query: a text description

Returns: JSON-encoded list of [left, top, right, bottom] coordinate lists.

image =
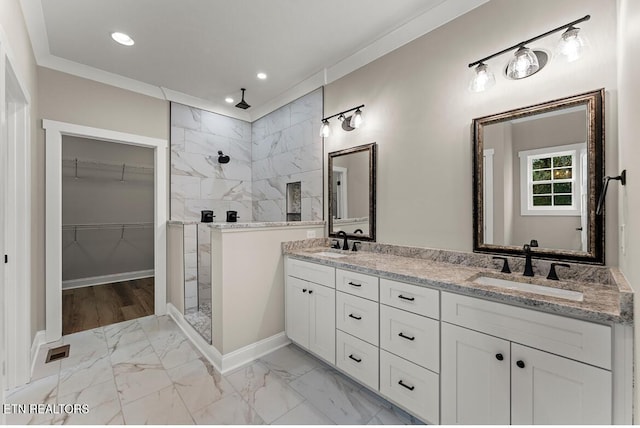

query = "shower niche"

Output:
[[286, 181, 301, 222]]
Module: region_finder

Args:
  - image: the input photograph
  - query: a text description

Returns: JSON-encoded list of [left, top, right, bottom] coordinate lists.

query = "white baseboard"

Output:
[[221, 332, 290, 374], [30, 330, 46, 378], [166, 303, 290, 375], [62, 269, 155, 289]]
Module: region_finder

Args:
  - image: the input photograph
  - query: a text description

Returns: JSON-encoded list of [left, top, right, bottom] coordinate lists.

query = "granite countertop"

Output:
[[283, 245, 633, 325], [168, 220, 325, 229]]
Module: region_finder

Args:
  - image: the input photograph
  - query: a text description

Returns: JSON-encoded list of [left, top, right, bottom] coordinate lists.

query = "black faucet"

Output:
[[331, 239, 341, 249], [523, 244, 534, 277], [547, 263, 570, 281], [336, 231, 349, 251]]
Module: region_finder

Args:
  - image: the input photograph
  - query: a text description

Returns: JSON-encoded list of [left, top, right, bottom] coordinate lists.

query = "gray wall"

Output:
[[324, 0, 618, 266], [617, 0, 640, 419], [61, 136, 154, 283]]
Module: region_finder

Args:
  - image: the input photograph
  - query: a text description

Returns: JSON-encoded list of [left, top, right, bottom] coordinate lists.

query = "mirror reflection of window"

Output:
[[482, 105, 588, 252]]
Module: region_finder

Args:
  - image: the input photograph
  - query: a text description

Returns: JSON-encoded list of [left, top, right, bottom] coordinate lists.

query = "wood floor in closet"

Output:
[[62, 277, 154, 335]]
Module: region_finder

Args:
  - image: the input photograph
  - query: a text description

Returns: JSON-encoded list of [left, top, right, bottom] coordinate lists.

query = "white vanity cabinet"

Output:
[[285, 259, 336, 364], [441, 292, 613, 425]]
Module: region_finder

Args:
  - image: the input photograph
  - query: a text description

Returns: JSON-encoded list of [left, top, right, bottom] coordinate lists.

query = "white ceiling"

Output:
[[21, 0, 488, 120]]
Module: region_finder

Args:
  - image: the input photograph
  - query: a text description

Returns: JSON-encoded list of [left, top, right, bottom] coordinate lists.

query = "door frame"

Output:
[[43, 120, 168, 343], [0, 27, 32, 392], [332, 166, 348, 219]]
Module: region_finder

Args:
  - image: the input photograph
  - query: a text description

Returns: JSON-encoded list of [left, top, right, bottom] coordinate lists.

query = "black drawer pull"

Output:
[[302, 289, 307, 293], [308, 290, 313, 294], [516, 360, 525, 369], [348, 281, 362, 287], [398, 294, 415, 301], [348, 314, 362, 320], [495, 353, 504, 361], [398, 380, 415, 391], [398, 332, 415, 341], [348, 354, 362, 363]]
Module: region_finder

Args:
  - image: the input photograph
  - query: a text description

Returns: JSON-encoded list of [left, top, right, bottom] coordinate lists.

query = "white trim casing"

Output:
[[0, 24, 33, 389], [167, 303, 290, 375], [29, 330, 46, 377], [43, 120, 168, 343], [62, 269, 155, 290]]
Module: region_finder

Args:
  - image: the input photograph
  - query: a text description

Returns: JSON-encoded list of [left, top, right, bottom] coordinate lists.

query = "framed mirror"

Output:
[[473, 89, 604, 264], [328, 142, 377, 241]]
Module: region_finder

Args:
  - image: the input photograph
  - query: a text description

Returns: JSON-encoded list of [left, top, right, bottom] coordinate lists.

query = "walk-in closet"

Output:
[[61, 136, 155, 334]]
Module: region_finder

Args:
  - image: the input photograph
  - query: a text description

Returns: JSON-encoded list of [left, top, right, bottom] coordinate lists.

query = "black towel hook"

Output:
[[596, 170, 626, 215]]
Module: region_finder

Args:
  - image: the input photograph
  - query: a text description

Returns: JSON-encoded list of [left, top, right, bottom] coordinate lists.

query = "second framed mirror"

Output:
[[328, 142, 377, 242]]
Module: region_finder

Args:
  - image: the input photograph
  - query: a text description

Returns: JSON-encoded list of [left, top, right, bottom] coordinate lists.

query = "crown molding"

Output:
[[20, 0, 488, 122]]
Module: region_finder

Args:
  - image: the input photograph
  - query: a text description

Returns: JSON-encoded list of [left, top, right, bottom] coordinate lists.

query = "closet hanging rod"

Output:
[[62, 222, 154, 231], [61, 158, 154, 172]]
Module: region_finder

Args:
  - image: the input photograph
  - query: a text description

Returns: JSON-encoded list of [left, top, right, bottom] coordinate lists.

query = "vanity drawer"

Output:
[[336, 269, 379, 301], [441, 292, 612, 369], [337, 291, 379, 346], [380, 278, 439, 319], [336, 330, 379, 391], [380, 305, 439, 372], [287, 258, 335, 288], [380, 349, 439, 424]]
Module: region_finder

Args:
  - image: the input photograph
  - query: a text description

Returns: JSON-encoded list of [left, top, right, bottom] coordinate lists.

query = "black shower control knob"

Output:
[[516, 360, 525, 369], [495, 353, 504, 361]]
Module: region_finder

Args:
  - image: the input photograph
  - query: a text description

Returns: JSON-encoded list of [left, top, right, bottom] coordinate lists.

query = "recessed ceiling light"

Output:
[[257, 72, 267, 80], [111, 32, 134, 46], [225, 97, 234, 103]]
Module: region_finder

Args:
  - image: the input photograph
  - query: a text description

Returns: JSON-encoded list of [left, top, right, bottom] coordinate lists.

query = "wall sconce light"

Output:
[[319, 104, 365, 137], [468, 14, 590, 92]]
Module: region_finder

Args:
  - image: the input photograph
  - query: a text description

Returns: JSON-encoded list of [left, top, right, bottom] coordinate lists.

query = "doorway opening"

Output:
[[61, 137, 155, 334], [44, 120, 168, 344]]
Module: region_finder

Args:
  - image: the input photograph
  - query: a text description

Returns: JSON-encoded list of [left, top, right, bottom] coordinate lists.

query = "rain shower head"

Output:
[[235, 88, 251, 110], [217, 150, 230, 164]]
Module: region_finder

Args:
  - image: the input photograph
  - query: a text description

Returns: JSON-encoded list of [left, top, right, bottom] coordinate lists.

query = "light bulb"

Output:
[[469, 63, 496, 92], [338, 114, 345, 123], [349, 109, 363, 129], [557, 27, 586, 62], [507, 46, 539, 79], [320, 120, 330, 138]]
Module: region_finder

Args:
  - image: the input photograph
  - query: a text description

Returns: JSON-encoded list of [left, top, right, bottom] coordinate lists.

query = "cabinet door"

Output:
[[441, 323, 510, 425], [309, 284, 336, 364], [286, 277, 310, 348], [511, 343, 612, 425]]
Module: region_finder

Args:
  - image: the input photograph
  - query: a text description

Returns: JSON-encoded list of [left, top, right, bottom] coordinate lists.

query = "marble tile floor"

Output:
[[5, 315, 424, 425]]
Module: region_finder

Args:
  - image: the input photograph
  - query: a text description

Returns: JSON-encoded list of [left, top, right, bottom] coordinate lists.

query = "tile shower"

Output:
[[170, 89, 324, 343]]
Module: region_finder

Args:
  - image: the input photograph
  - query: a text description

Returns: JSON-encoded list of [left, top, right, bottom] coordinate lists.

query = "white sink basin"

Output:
[[473, 276, 583, 302], [314, 251, 348, 259]]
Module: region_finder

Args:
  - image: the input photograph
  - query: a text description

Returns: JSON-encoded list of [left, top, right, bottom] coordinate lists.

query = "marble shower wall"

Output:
[[251, 88, 323, 222], [171, 88, 323, 223], [171, 103, 253, 222]]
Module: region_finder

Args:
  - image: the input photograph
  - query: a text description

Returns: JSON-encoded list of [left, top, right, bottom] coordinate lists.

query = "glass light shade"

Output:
[[469, 63, 496, 92], [320, 120, 330, 138], [557, 27, 587, 62], [507, 46, 539, 79], [349, 109, 363, 129]]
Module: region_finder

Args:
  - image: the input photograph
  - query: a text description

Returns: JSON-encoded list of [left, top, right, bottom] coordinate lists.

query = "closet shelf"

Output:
[[62, 222, 154, 231], [62, 158, 154, 181]]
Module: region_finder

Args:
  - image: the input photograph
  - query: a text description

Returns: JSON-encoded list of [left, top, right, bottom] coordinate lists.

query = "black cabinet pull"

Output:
[[302, 289, 307, 293], [348, 354, 362, 363], [348, 281, 362, 287], [398, 294, 415, 301], [398, 380, 415, 391], [516, 360, 525, 368], [308, 289, 313, 294], [398, 332, 415, 341], [495, 353, 504, 361], [348, 314, 362, 320]]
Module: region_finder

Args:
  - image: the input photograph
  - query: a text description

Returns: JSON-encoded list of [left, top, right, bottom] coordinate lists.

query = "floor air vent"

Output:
[[45, 345, 70, 363]]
